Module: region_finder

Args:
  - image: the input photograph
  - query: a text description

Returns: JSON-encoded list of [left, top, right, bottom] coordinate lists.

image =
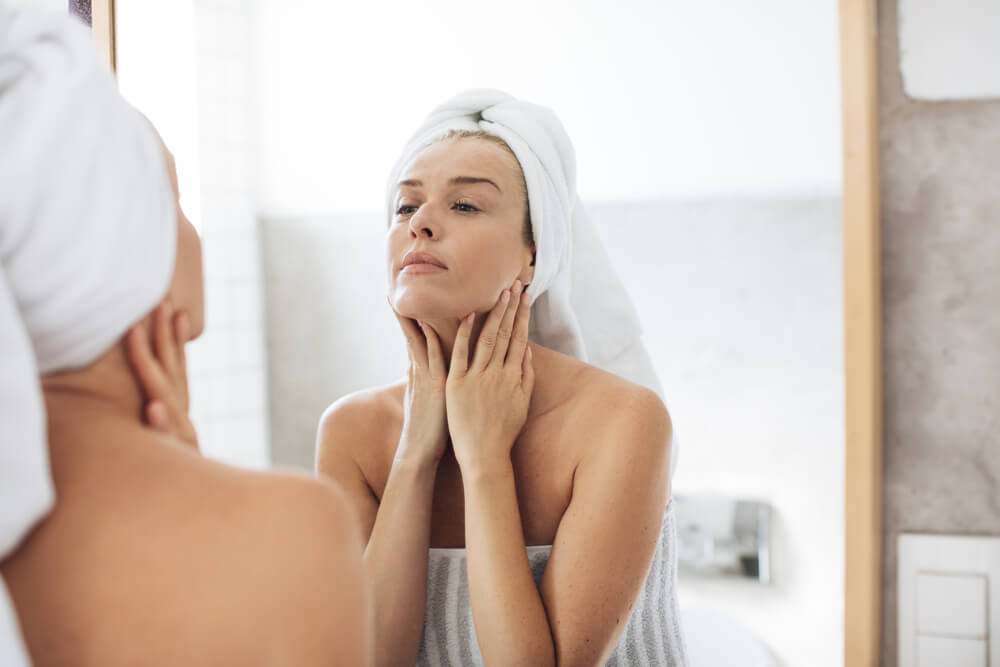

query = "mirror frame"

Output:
[[89, 0, 115, 71], [92, 0, 885, 663], [840, 0, 883, 665]]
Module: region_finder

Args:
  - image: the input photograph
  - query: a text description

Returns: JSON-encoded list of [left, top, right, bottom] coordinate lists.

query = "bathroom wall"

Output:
[[187, 0, 270, 467], [260, 196, 844, 667], [116, 0, 270, 468], [878, 0, 1000, 664], [250, 0, 843, 215]]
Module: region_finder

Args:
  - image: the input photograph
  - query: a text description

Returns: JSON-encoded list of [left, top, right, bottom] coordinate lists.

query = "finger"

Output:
[[125, 324, 170, 402], [390, 301, 428, 367], [153, 302, 179, 379], [420, 321, 446, 377], [472, 289, 510, 371], [402, 315, 429, 367], [522, 345, 536, 394], [506, 290, 531, 369], [146, 401, 170, 430], [173, 312, 191, 410], [450, 312, 475, 375], [491, 280, 522, 365]]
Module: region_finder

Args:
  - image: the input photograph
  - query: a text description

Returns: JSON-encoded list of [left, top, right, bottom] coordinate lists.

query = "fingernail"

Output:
[[178, 314, 190, 340], [521, 292, 529, 305], [513, 279, 522, 291], [466, 313, 475, 324], [502, 290, 511, 302]]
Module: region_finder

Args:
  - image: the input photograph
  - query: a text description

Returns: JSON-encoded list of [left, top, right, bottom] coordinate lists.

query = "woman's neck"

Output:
[[418, 315, 484, 369], [41, 341, 147, 426], [419, 315, 562, 420]]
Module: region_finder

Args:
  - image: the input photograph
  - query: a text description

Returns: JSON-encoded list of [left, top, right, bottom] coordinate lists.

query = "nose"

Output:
[[408, 205, 440, 240]]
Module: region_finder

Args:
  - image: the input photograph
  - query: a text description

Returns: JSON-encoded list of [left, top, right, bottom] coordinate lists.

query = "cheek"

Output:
[[179, 222, 202, 281], [477, 231, 522, 273], [459, 232, 523, 297], [385, 226, 406, 272], [173, 219, 205, 333]]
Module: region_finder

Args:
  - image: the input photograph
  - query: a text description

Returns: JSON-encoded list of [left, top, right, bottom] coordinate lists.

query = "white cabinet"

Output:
[[899, 534, 1000, 667], [899, 0, 1000, 99]]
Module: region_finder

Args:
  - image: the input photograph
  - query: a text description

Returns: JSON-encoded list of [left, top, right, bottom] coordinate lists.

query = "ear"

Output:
[[520, 244, 536, 284]]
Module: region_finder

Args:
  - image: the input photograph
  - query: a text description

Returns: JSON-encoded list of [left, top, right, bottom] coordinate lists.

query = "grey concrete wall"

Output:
[[879, 1, 1000, 664]]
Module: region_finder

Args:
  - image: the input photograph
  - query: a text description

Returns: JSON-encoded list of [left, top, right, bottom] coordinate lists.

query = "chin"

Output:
[[391, 287, 466, 321], [190, 313, 206, 340]]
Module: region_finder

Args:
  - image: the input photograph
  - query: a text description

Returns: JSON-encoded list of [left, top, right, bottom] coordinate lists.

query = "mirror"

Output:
[[104, 0, 880, 664]]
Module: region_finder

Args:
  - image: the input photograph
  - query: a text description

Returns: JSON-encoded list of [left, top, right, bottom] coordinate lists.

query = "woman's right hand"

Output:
[[125, 301, 199, 449], [390, 299, 449, 465]]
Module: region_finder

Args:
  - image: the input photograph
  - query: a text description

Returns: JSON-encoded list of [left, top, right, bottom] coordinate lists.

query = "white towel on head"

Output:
[[387, 89, 676, 469], [0, 6, 177, 663], [387, 90, 644, 368]]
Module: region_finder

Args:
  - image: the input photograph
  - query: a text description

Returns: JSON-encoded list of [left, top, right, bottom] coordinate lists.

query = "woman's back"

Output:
[[2, 398, 370, 667]]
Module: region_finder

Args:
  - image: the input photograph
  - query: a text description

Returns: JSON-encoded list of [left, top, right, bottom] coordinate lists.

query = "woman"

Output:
[[0, 8, 371, 665], [316, 91, 689, 665]]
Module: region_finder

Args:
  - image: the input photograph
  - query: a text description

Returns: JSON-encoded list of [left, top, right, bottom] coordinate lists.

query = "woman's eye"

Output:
[[396, 205, 417, 216], [454, 201, 479, 213]]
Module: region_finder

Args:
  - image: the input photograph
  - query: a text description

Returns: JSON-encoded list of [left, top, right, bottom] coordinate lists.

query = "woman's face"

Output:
[[387, 138, 535, 321], [160, 142, 205, 340]]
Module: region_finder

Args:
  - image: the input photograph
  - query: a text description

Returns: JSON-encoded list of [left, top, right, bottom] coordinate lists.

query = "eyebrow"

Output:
[[397, 176, 502, 194]]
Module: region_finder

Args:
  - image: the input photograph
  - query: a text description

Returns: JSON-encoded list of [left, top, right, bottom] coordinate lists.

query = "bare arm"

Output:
[[462, 458, 556, 665], [539, 389, 672, 666], [316, 397, 442, 667], [316, 310, 449, 666], [448, 281, 555, 665], [458, 388, 671, 667]]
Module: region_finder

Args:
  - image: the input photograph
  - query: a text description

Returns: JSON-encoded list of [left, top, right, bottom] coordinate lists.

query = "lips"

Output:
[[401, 250, 447, 270]]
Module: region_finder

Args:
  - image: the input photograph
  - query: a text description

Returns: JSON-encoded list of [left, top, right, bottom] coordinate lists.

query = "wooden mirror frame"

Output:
[[92, 0, 115, 71], [840, 0, 882, 665], [76, 0, 115, 71], [89, 0, 884, 663]]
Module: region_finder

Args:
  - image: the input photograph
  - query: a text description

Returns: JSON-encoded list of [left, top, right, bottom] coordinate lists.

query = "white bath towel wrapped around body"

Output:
[[0, 6, 177, 663], [419, 501, 689, 666]]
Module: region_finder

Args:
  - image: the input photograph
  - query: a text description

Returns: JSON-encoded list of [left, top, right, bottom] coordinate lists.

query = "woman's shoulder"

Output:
[[318, 380, 406, 441], [315, 380, 406, 474], [535, 345, 667, 419], [11, 427, 369, 666], [533, 346, 671, 458]]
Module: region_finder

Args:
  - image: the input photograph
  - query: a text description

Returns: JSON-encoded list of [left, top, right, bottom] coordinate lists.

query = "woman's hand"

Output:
[[446, 280, 534, 471], [390, 299, 450, 466], [125, 301, 199, 449]]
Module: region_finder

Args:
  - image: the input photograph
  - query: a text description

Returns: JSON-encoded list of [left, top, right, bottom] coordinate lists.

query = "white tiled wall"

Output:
[[185, 0, 269, 468]]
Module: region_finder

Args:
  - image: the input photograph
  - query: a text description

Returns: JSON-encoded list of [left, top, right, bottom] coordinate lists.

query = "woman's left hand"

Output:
[[446, 279, 535, 471]]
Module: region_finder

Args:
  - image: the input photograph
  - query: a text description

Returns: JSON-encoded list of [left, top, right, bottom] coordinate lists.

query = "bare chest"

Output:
[[374, 414, 581, 548]]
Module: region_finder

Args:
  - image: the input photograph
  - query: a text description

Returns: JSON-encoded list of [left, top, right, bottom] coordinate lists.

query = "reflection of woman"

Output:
[[0, 9, 370, 665], [317, 91, 689, 665]]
